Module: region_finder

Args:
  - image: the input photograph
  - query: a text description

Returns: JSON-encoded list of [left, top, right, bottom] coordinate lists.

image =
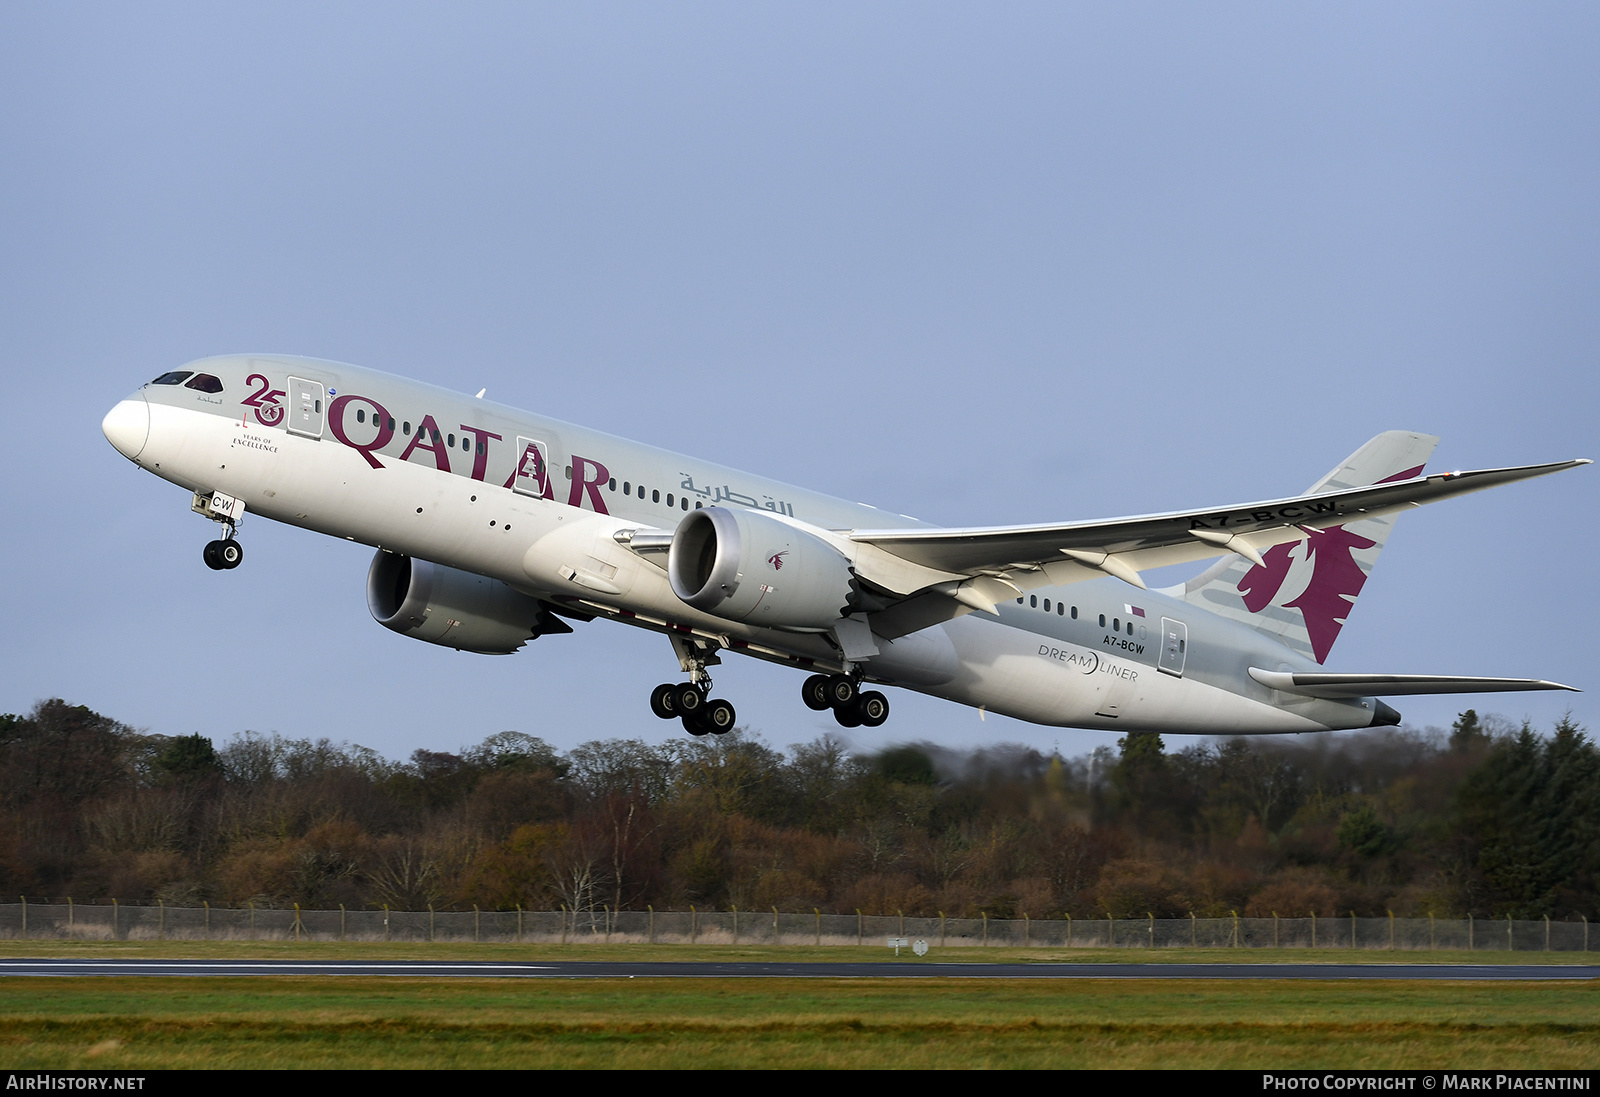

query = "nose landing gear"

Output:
[[194, 490, 246, 571], [202, 537, 244, 571]]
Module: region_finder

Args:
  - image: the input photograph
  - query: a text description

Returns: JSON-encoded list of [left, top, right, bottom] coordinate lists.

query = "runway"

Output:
[[1, 958, 1595, 980]]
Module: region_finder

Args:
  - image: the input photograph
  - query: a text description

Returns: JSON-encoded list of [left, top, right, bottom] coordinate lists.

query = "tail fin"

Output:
[[1166, 431, 1440, 664]]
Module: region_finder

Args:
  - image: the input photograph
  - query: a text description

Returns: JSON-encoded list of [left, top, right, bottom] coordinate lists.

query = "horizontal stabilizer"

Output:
[[1249, 668, 1579, 699]]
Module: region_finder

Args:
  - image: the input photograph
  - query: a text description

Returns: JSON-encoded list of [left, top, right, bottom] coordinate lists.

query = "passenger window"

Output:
[[681, 497, 689, 510], [1099, 614, 1106, 627], [448, 433, 456, 447], [389, 418, 396, 431], [695, 501, 703, 509], [403, 422, 411, 435], [667, 493, 675, 507], [1113, 618, 1120, 631], [623, 482, 631, 495], [184, 373, 224, 393], [565, 466, 573, 480], [432, 430, 442, 444], [1057, 602, 1064, 616], [356, 409, 366, 424], [1043, 598, 1050, 612], [608, 478, 616, 491], [1071, 606, 1077, 619], [652, 490, 660, 503], [151, 371, 192, 385], [1030, 595, 1037, 608], [1127, 621, 1134, 635]]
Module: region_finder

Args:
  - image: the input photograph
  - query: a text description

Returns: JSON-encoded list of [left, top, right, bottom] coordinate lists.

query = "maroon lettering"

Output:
[[459, 424, 502, 482], [327, 394, 395, 469], [399, 414, 451, 473], [568, 455, 611, 514], [242, 373, 286, 426]]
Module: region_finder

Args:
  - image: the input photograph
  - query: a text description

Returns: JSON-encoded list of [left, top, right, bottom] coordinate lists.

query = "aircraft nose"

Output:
[[102, 396, 149, 460]]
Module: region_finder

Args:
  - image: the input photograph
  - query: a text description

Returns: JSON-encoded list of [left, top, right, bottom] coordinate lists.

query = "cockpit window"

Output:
[[184, 373, 224, 393], [151, 371, 193, 385]]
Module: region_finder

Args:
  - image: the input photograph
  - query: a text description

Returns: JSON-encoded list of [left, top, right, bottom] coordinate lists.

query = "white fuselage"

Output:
[[104, 355, 1386, 735]]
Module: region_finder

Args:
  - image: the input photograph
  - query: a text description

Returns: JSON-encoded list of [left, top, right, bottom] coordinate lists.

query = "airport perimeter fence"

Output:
[[0, 901, 1593, 951]]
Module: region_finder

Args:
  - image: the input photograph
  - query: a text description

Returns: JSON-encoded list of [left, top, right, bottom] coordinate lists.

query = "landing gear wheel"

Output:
[[825, 675, 858, 709], [202, 541, 224, 570], [682, 711, 711, 736], [833, 703, 863, 728], [801, 674, 832, 711], [218, 540, 243, 569], [675, 684, 706, 715], [649, 683, 679, 719], [858, 691, 889, 728], [704, 698, 736, 734]]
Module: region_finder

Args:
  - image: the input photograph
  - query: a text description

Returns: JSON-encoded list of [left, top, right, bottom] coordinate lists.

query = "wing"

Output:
[[1248, 670, 1579, 698], [849, 458, 1588, 620]]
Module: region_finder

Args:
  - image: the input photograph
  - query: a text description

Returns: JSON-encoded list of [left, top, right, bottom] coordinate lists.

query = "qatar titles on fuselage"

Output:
[[101, 355, 1584, 738]]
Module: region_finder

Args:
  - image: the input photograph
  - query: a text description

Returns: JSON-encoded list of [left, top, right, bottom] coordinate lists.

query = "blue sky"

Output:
[[1, 2, 1595, 762]]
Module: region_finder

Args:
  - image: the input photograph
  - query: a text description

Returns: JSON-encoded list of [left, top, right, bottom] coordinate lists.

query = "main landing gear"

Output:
[[651, 634, 736, 736], [649, 681, 737, 737], [802, 673, 889, 728]]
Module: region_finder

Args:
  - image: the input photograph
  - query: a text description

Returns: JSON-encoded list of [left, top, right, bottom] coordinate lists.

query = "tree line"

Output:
[[0, 699, 1594, 919]]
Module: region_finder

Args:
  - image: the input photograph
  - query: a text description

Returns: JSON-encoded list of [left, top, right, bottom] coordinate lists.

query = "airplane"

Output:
[[101, 355, 1586, 737]]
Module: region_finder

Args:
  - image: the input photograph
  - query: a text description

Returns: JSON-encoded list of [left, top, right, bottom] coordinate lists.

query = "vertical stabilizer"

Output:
[[1166, 431, 1439, 664]]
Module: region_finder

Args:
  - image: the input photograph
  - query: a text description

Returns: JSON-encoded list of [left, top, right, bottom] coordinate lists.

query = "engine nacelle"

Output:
[[668, 507, 856, 630], [367, 552, 567, 654]]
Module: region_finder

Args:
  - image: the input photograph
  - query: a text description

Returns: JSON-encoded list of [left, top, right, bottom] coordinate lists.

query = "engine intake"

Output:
[[668, 507, 855, 631], [367, 552, 570, 654]]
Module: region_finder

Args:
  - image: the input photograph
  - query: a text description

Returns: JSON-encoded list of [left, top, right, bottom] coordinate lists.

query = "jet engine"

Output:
[[367, 551, 571, 654], [668, 507, 856, 630]]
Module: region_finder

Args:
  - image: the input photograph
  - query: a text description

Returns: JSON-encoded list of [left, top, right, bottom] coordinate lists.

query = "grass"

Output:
[[0, 942, 1593, 1068]]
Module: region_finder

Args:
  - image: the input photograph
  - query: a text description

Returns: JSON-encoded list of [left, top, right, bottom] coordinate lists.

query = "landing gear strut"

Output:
[[802, 673, 889, 728], [650, 635, 737, 736]]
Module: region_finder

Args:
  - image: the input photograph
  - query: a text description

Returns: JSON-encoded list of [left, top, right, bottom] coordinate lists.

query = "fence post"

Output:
[[772, 907, 778, 944], [941, 911, 947, 948], [1024, 912, 1030, 948], [113, 898, 118, 940], [731, 906, 737, 946], [474, 905, 481, 943], [1065, 912, 1070, 949], [1272, 912, 1278, 950], [293, 903, 301, 942], [857, 909, 862, 946], [1507, 914, 1513, 951], [384, 904, 391, 943], [428, 905, 435, 943], [1429, 911, 1435, 951], [646, 905, 653, 945], [68, 896, 73, 928], [1468, 913, 1473, 952], [19, 896, 24, 940], [249, 900, 255, 939], [1192, 911, 1199, 948], [1107, 912, 1113, 948], [160, 899, 166, 940], [1544, 915, 1550, 953], [1145, 912, 1153, 948], [691, 905, 698, 945], [898, 910, 904, 938], [814, 908, 821, 947], [560, 905, 567, 946], [1310, 910, 1316, 949], [981, 911, 988, 947], [339, 904, 345, 942], [517, 905, 523, 944], [1232, 911, 1240, 948], [1389, 910, 1394, 950], [1584, 914, 1589, 953]]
